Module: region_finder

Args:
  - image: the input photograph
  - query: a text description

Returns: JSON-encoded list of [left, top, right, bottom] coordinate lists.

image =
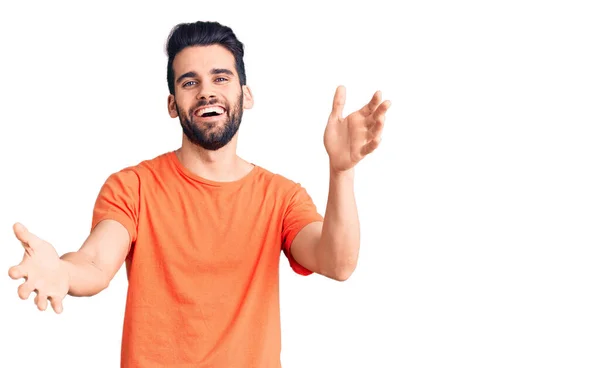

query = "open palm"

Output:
[[324, 86, 391, 172], [8, 223, 69, 313]]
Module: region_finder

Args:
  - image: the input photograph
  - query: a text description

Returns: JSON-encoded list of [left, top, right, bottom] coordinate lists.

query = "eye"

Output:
[[183, 81, 197, 87], [215, 77, 228, 83]]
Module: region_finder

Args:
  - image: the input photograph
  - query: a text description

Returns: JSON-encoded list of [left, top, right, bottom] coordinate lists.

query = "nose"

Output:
[[196, 84, 216, 101]]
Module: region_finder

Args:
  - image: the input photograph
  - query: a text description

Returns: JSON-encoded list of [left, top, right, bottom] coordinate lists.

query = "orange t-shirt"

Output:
[[91, 151, 323, 367]]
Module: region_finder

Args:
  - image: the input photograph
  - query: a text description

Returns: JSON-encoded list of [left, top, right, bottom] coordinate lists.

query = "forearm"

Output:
[[317, 165, 360, 280], [60, 251, 110, 297]]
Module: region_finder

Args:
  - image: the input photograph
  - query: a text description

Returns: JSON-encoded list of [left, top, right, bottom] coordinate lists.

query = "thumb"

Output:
[[13, 222, 36, 248], [330, 85, 346, 119]]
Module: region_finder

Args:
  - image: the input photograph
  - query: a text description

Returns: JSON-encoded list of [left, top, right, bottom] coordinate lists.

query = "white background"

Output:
[[0, 1, 598, 367]]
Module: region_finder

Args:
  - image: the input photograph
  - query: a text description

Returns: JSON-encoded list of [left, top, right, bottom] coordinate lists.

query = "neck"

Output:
[[176, 134, 252, 182]]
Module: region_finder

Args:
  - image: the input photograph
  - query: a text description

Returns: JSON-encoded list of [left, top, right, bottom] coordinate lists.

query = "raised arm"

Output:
[[290, 86, 391, 281]]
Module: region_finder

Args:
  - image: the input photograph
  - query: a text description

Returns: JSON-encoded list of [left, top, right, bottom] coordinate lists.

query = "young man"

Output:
[[8, 21, 390, 367]]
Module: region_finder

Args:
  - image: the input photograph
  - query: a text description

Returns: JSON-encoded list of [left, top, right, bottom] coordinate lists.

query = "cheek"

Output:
[[174, 96, 193, 113]]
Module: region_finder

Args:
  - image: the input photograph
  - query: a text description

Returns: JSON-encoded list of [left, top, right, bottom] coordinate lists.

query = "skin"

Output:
[[8, 44, 391, 313], [291, 86, 391, 281], [168, 45, 255, 182]]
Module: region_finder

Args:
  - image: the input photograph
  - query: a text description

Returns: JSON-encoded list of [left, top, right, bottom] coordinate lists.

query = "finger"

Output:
[[330, 85, 346, 119], [373, 100, 391, 121], [35, 292, 48, 311], [359, 91, 382, 117], [13, 222, 31, 244], [368, 116, 385, 140], [8, 265, 27, 280], [49, 296, 64, 314], [18, 280, 36, 300], [13, 223, 37, 253], [361, 137, 382, 157]]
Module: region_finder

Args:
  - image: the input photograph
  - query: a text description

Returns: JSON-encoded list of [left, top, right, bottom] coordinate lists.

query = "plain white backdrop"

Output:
[[1, 0, 599, 367]]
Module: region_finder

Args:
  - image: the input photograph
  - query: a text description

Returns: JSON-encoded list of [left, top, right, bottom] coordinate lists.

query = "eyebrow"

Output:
[[211, 68, 234, 76], [176, 68, 235, 84]]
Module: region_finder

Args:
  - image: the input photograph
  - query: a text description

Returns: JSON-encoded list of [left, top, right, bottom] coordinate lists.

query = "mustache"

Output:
[[190, 98, 226, 113]]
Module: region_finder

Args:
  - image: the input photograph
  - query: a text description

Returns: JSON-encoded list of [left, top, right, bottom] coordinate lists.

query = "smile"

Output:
[[194, 105, 226, 117]]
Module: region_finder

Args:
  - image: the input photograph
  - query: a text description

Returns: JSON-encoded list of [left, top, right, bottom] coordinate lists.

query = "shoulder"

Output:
[[102, 151, 173, 187], [251, 165, 309, 203], [253, 166, 300, 191], [112, 151, 173, 176]]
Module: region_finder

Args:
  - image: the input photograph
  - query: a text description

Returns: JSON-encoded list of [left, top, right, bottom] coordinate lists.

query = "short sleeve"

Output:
[[281, 184, 324, 276], [91, 168, 140, 244]]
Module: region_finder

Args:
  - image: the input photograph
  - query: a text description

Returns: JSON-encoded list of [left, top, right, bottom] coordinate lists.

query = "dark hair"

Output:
[[166, 21, 246, 95]]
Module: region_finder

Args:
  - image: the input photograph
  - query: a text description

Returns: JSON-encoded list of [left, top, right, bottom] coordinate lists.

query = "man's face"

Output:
[[168, 45, 253, 151]]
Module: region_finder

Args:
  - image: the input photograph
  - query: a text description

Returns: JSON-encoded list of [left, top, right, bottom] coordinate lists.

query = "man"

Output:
[[8, 21, 390, 367]]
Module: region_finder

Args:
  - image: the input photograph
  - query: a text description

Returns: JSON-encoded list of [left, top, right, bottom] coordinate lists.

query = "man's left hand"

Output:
[[324, 86, 391, 172]]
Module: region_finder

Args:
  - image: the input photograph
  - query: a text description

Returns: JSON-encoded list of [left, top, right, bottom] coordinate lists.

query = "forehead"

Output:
[[172, 45, 236, 77]]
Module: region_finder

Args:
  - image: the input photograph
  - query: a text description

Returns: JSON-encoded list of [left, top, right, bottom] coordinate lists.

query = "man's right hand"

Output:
[[8, 223, 69, 314]]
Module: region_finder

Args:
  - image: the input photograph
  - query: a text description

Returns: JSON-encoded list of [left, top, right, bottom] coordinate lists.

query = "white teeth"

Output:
[[196, 106, 225, 116]]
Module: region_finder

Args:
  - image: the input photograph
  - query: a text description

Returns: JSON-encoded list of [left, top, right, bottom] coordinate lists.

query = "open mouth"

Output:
[[195, 106, 226, 118]]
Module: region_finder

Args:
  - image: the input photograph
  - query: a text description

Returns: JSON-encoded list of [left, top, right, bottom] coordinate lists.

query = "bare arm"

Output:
[[291, 167, 359, 281], [8, 219, 130, 312], [289, 86, 390, 281], [60, 219, 131, 297]]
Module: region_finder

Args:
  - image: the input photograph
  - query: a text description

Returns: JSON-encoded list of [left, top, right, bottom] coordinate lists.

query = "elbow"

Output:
[[332, 272, 352, 282], [99, 278, 111, 292], [330, 263, 356, 282], [89, 274, 111, 296], [316, 242, 359, 281], [97, 270, 114, 293]]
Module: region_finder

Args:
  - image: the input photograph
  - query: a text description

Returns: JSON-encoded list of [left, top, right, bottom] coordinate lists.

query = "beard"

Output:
[[177, 93, 244, 151]]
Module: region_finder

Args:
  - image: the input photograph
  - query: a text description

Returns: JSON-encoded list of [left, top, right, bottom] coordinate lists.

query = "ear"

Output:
[[242, 85, 254, 110], [168, 95, 178, 118]]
